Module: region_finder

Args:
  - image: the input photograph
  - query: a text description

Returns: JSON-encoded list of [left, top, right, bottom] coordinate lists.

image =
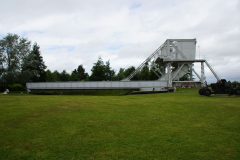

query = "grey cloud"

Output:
[[0, 0, 239, 81]]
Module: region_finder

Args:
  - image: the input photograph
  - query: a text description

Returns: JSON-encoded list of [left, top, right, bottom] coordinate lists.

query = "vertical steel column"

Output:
[[167, 63, 172, 87], [201, 62, 206, 87], [190, 63, 193, 81], [167, 40, 172, 87]]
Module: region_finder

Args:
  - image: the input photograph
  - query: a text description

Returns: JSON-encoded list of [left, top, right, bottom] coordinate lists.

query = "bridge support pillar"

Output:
[[201, 62, 206, 87], [167, 63, 172, 87]]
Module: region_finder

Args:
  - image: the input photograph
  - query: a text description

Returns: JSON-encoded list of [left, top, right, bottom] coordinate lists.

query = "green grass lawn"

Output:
[[0, 89, 240, 160]]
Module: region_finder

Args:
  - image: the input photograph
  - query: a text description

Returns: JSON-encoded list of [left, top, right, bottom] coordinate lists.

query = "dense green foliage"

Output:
[[0, 34, 46, 91], [22, 43, 47, 82], [90, 57, 115, 81], [71, 65, 89, 81], [0, 33, 31, 85], [0, 89, 239, 159]]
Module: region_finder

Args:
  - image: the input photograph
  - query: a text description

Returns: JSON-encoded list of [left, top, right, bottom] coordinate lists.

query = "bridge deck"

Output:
[[27, 81, 168, 90]]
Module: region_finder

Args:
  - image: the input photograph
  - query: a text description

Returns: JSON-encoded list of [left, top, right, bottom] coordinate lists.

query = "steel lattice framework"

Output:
[[123, 39, 220, 87]]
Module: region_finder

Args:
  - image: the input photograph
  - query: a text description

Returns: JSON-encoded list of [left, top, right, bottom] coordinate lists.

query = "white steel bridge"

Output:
[[26, 39, 220, 92]]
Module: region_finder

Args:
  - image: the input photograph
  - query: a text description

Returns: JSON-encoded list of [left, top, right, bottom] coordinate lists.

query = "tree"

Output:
[[77, 65, 88, 80], [45, 70, 62, 82], [105, 61, 115, 81], [149, 68, 159, 80], [60, 70, 70, 81], [90, 58, 116, 81], [124, 66, 135, 78], [0, 33, 31, 83], [70, 65, 89, 81], [52, 70, 61, 81], [70, 69, 79, 81], [139, 65, 150, 80], [90, 57, 106, 81], [116, 68, 125, 80], [46, 70, 57, 82], [123, 66, 140, 80], [22, 43, 46, 82]]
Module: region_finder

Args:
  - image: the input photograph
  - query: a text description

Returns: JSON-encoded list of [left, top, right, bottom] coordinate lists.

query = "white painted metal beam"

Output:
[[27, 81, 168, 90]]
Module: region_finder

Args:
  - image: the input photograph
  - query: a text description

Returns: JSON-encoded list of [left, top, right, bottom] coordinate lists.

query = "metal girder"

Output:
[[122, 39, 220, 87], [167, 63, 172, 87], [192, 68, 201, 80], [152, 63, 163, 75], [172, 63, 185, 80], [164, 59, 205, 62], [152, 69, 161, 78], [205, 60, 220, 81], [124, 39, 195, 81], [122, 44, 163, 81], [27, 81, 169, 90]]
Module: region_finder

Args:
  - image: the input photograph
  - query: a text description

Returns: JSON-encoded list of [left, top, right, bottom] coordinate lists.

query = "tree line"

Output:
[[44, 58, 158, 82], [0, 33, 159, 91]]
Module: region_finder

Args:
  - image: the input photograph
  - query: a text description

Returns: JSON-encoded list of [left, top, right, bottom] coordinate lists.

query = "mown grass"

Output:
[[0, 89, 240, 160]]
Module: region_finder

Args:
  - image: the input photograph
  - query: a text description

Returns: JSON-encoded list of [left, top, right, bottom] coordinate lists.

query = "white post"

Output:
[[167, 63, 172, 87], [201, 62, 206, 87]]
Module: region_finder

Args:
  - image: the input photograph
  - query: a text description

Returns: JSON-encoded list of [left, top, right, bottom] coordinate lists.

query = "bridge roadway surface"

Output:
[[27, 81, 168, 90]]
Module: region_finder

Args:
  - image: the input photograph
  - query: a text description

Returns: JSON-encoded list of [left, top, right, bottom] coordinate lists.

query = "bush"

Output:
[[8, 83, 25, 91]]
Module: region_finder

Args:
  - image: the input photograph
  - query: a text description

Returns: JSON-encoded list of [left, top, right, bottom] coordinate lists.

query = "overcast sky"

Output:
[[0, 0, 240, 82]]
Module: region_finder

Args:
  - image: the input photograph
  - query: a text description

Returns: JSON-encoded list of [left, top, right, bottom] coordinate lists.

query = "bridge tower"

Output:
[[123, 39, 220, 87]]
